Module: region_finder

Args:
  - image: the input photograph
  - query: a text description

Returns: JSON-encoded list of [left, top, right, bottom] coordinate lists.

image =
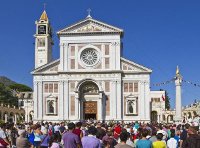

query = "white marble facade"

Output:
[[32, 11, 153, 122]]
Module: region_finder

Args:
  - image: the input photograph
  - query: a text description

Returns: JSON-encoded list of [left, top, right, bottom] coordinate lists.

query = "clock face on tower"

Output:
[[38, 25, 46, 34]]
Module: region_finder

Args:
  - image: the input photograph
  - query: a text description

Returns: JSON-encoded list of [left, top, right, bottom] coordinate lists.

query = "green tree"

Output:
[[165, 91, 170, 110], [9, 83, 32, 92], [0, 83, 18, 106]]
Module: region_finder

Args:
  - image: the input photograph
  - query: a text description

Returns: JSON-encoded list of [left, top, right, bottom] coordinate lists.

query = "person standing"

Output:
[[81, 126, 101, 148], [182, 126, 200, 148], [152, 133, 166, 148], [73, 122, 83, 140], [16, 130, 31, 148], [180, 123, 190, 148], [62, 122, 81, 148], [0, 123, 10, 147], [136, 129, 152, 148], [167, 132, 178, 148], [115, 131, 132, 148]]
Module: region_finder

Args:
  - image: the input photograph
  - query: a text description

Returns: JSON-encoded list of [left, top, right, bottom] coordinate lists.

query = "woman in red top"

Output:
[[113, 124, 121, 140], [73, 122, 83, 140]]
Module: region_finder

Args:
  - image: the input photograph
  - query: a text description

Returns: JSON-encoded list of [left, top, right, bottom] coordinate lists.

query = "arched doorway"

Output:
[[167, 115, 173, 123], [8, 112, 14, 123], [79, 81, 100, 120], [151, 111, 157, 123]]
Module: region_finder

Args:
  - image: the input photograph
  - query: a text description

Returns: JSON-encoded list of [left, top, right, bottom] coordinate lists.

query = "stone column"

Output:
[[157, 114, 160, 123], [25, 110, 28, 123], [111, 80, 117, 120], [38, 81, 43, 121], [14, 114, 17, 124], [64, 43, 69, 71], [75, 92, 80, 120], [5, 114, 7, 123], [59, 80, 64, 120], [63, 80, 69, 120], [175, 66, 182, 122], [139, 81, 145, 120], [116, 80, 122, 120], [98, 93, 103, 121], [33, 81, 38, 121]]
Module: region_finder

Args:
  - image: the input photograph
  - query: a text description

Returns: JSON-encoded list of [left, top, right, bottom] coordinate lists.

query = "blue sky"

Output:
[[0, 0, 200, 108]]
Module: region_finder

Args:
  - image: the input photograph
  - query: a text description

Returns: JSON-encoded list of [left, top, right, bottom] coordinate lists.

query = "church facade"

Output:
[[32, 11, 153, 122]]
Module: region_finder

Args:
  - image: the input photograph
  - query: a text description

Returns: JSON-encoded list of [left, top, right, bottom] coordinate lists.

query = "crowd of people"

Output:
[[0, 120, 200, 148]]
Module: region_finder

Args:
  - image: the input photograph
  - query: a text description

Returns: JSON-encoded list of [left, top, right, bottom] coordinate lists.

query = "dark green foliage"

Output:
[[0, 76, 15, 87], [165, 91, 170, 110], [0, 83, 18, 106], [0, 76, 32, 107], [9, 83, 32, 92]]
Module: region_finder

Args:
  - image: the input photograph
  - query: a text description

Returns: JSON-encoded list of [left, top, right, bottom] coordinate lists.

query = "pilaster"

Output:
[[38, 81, 43, 120], [64, 43, 69, 71], [63, 80, 69, 120], [75, 92, 80, 120], [59, 43, 64, 71], [111, 80, 119, 120], [33, 81, 38, 120], [59, 80, 64, 120], [116, 80, 122, 120]]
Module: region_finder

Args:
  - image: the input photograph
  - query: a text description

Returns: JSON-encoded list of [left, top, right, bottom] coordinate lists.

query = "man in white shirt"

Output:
[[167, 132, 178, 148], [157, 126, 168, 141]]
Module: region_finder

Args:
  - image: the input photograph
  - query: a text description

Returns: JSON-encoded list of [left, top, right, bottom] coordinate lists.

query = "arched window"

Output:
[[125, 96, 138, 115], [48, 100, 54, 113], [80, 82, 99, 94], [163, 115, 166, 121], [46, 95, 57, 115]]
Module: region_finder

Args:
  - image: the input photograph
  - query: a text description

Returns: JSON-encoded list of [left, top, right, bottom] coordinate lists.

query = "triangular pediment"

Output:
[[121, 57, 152, 73], [31, 59, 60, 74], [57, 17, 123, 35]]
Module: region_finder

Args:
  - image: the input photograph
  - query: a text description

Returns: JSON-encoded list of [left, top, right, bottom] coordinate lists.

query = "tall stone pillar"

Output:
[[14, 114, 17, 124], [38, 81, 43, 121], [59, 80, 64, 121], [175, 66, 182, 122], [33, 81, 38, 121], [63, 80, 69, 120], [5, 114, 7, 123]]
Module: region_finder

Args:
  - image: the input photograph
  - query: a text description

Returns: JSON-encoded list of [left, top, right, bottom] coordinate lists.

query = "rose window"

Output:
[[80, 48, 98, 66]]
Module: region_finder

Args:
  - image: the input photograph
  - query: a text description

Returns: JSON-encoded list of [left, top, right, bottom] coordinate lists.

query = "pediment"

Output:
[[57, 17, 123, 35], [46, 94, 57, 99], [31, 59, 60, 74], [121, 57, 152, 73]]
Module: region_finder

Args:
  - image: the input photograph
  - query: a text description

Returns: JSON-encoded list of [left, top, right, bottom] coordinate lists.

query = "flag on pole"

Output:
[[162, 95, 165, 101]]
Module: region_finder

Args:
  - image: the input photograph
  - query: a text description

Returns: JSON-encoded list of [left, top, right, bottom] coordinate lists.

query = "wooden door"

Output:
[[83, 101, 97, 119]]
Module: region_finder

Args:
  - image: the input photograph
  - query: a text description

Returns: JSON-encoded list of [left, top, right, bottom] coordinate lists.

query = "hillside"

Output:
[[0, 76, 32, 92], [0, 76, 16, 87], [0, 76, 32, 106]]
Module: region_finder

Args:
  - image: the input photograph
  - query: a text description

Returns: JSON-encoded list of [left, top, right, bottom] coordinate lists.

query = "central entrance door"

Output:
[[83, 101, 97, 120]]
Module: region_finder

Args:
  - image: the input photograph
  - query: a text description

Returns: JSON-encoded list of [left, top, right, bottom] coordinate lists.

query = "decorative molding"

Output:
[[111, 42, 120, 46]]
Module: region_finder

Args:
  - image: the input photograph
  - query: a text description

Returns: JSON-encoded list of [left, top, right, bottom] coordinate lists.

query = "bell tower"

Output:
[[34, 10, 53, 68]]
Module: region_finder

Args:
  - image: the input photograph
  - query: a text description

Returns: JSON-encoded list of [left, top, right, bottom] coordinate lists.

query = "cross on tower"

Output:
[[87, 8, 92, 18], [44, 3, 46, 10]]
